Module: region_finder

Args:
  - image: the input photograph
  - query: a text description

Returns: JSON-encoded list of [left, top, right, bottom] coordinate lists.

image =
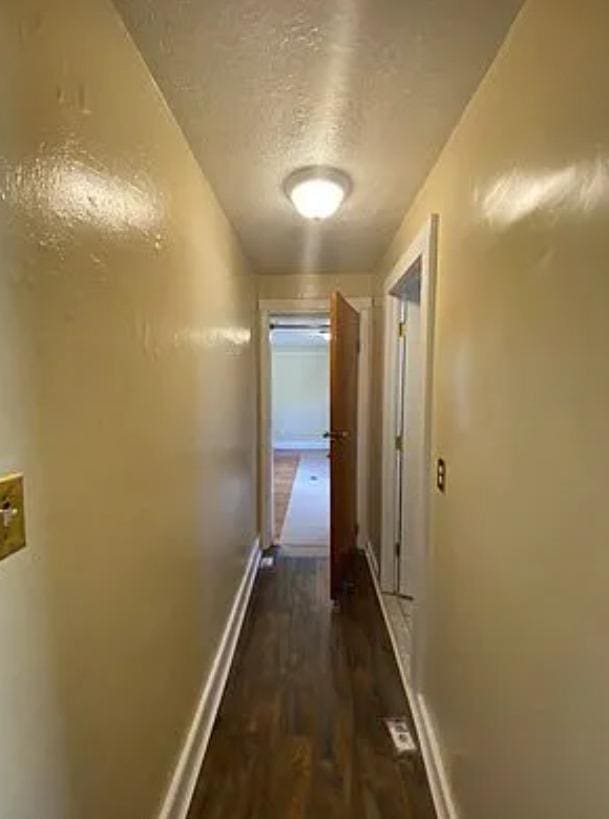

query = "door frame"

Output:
[[259, 297, 372, 550], [380, 216, 438, 633]]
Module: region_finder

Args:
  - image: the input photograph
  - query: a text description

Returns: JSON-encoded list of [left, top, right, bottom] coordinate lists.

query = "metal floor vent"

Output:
[[260, 556, 274, 569], [384, 717, 417, 754]]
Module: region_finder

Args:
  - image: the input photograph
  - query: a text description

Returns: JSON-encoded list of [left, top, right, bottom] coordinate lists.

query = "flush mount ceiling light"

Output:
[[284, 166, 351, 220]]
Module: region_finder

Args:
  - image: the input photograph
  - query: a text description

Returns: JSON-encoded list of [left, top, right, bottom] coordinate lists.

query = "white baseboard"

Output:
[[363, 546, 459, 819], [364, 540, 380, 577], [416, 693, 459, 819], [158, 537, 261, 819]]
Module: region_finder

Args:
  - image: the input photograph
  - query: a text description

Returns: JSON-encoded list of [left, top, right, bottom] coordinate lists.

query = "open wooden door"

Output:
[[328, 291, 360, 600]]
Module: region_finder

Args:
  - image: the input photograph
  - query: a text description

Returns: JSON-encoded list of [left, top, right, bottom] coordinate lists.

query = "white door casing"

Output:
[[380, 214, 438, 689]]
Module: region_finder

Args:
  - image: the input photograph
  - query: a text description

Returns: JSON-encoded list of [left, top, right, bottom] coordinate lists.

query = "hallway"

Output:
[[2, 1, 609, 818], [187, 552, 435, 819]]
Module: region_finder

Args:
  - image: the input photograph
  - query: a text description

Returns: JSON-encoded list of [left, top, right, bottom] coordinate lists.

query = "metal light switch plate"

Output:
[[0, 474, 26, 562]]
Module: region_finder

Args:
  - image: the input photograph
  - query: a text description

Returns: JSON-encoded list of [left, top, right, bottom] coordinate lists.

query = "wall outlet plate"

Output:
[[436, 458, 446, 493], [0, 474, 26, 562], [384, 717, 417, 754]]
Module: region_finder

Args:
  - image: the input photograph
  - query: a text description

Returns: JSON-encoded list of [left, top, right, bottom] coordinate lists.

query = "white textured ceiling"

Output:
[[113, 0, 523, 274]]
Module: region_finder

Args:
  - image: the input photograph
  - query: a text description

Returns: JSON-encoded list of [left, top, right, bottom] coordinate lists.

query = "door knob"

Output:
[[323, 430, 349, 440]]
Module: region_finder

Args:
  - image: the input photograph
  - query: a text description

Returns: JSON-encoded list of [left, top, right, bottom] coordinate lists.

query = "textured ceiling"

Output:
[[113, 0, 523, 274]]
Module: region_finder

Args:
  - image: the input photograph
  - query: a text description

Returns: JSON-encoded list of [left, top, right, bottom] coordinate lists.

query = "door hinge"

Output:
[[395, 541, 401, 557], [395, 434, 402, 452], [399, 321, 406, 337], [355, 522, 359, 536]]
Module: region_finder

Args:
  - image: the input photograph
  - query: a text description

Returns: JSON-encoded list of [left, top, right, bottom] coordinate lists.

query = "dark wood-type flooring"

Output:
[[187, 551, 436, 819], [273, 450, 300, 540]]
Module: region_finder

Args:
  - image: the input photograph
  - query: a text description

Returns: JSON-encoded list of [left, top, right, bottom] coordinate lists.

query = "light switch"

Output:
[[0, 474, 26, 562]]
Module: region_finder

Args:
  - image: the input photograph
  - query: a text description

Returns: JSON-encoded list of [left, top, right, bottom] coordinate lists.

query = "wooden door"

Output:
[[328, 291, 360, 600]]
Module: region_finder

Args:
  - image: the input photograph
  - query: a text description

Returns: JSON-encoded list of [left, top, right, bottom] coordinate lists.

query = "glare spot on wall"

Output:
[[171, 327, 251, 350], [477, 157, 609, 227], [0, 151, 163, 236], [47, 164, 161, 233]]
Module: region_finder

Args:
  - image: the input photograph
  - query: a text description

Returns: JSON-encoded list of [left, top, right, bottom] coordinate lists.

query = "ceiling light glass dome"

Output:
[[284, 167, 351, 220]]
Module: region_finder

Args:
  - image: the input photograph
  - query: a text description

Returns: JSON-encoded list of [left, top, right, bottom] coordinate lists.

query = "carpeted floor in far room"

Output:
[[273, 450, 329, 549]]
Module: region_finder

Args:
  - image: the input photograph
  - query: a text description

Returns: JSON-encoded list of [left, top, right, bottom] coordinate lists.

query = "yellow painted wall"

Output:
[[0, 1, 256, 817], [257, 272, 374, 300], [375, 0, 609, 816]]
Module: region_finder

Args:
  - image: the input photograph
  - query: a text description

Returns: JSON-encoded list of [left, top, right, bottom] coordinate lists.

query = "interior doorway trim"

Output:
[[259, 296, 372, 550], [380, 214, 438, 681]]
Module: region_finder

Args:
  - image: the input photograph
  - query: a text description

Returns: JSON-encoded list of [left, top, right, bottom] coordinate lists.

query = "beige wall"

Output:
[[257, 272, 374, 300], [0, 1, 256, 818], [374, 1, 609, 817], [272, 347, 329, 447]]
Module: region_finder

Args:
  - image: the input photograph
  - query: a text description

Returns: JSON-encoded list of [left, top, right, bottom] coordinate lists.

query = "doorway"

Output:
[[381, 267, 424, 680], [258, 296, 372, 594], [270, 315, 330, 553], [379, 215, 437, 686], [396, 270, 423, 600]]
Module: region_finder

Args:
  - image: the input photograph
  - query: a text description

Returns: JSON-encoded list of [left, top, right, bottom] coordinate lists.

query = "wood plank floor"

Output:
[[273, 450, 300, 540], [187, 551, 436, 819]]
